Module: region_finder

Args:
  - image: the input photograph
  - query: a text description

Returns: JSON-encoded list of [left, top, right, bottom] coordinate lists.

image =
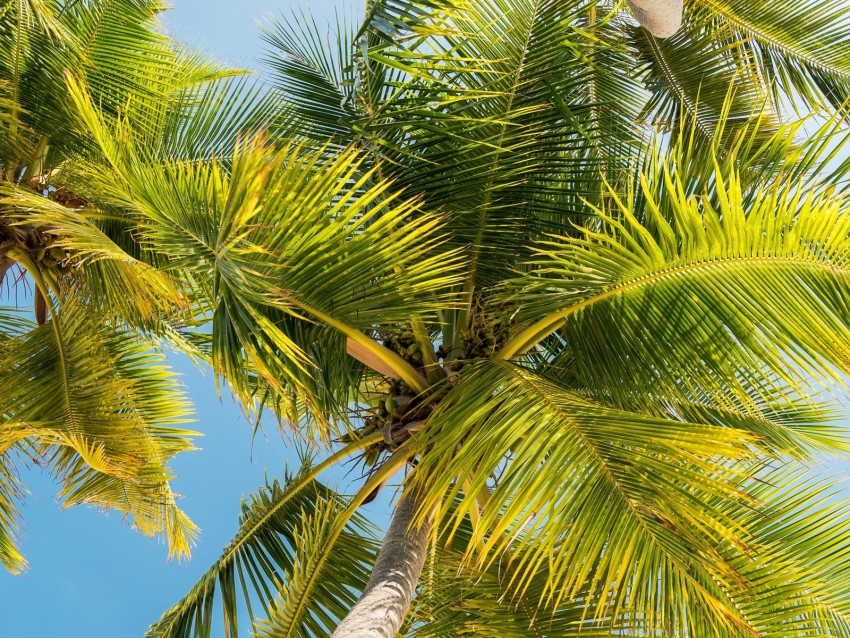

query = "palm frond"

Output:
[[157, 72, 280, 164], [0, 0, 70, 166], [0, 299, 198, 565], [411, 460, 850, 636], [407, 358, 774, 635], [631, 5, 781, 148], [147, 471, 380, 638], [345, 0, 659, 360], [498, 121, 850, 437], [59, 0, 177, 139], [408, 496, 638, 637], [408, 358, 850, 635], [261, 7, 357, 146], [695, 0, 850, 116], [0, 183, 188, 327], [1, 0, 252, 175], [66, 74, 463, 426], [0, 453, 25, 574]]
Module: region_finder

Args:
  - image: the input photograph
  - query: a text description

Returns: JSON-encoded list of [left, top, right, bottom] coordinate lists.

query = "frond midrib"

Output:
[[77, 0, 116, 57], [272, 516, 334, 638], [146, 438, 380, 636], [20, 258, 80, 436], [643, 35, 713, 140], [219, 436, 381, 567]]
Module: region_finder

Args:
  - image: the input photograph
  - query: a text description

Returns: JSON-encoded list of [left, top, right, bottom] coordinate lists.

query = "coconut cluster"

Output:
[[0, 182, 86, 324], [381, 330, 429, 367], [459, 301, 514, 360], [0, 223, 71, 324], [29, 239, 69, 273], [358, 377, 435, 452], [347, 305, 514, 469]]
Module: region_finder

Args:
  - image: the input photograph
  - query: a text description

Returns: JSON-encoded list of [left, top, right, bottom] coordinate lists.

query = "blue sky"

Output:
[[0, 2, 391, 637], [166, 0, 299, 64]]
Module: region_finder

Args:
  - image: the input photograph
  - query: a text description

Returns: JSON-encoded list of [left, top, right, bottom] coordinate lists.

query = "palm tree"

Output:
[[123, 0, 850, 635], [126, 0, 850, 636], [0, 0, 279, 572], [10, 0, 847, 635]]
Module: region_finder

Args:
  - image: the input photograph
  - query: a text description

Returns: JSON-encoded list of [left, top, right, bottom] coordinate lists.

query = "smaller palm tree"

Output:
[[0, 0, 274, 571]]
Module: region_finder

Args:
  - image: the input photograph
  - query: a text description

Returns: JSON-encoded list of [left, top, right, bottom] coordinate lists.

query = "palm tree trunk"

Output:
[[627, 0, 683, 38], [331, 486, 431, 638]]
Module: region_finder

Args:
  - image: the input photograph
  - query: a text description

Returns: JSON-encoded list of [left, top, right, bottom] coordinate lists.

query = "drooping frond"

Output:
[[407, 359, 767, 634], [0, 440, 25, 574], [157, 72, 282, 164], [0, 0, 70, 164], [147, 472, 380, 638], [0, 0, 255, 185], [407, 496, 637, 637], [406, 358, 850, 635], [0, 300, 198, 567], [58, 0, 180, 140], [410, 462, 850, 636], [704, 462, 850, 635]]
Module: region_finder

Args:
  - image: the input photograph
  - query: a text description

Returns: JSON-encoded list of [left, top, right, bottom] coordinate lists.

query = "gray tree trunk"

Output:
[[331, 487, 431, 638], [627, 0, 683, 38]]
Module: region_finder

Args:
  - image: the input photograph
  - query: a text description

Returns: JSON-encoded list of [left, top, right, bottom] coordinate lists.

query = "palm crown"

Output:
[[6, 0, 850, 637]]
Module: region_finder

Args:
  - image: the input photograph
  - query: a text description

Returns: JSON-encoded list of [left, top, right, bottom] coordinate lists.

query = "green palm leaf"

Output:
[[498, 121, 850, 438], [726, 464, 850, 634], [408, 496, 636, 637], [359, 0, 643, 285], [0, 433, 26, 573], [0, 0, 69, 165], [157, 72, 281, 164], [0, 183, 188, 327], [0, 300, 198, 568], [60, 0, 178, 140], [632, 6, 780, 148], [694, 0, 850, 115], [147, 471, 380, 638], [410, 465, 850, 636], [66, 74, 463, 427], [261, 7, 357, 145], [407, 358, 850, 635], [408, 359, 764, 634]]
